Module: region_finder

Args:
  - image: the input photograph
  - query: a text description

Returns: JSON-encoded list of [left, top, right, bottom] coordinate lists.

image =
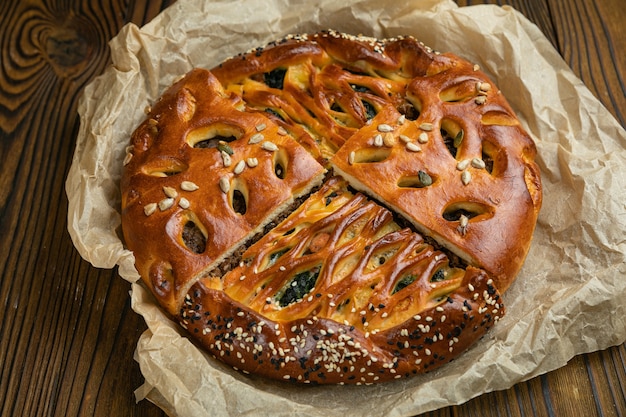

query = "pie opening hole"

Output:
[[440, 118, 463, 159], [182, 220, 207, 254], [141, 158, 188, 177], [352, 148, 392, 164], [187, 124, 243, 148], [442, 201, 492, 222], [230, 180, 249, 215], [273, 148, 289, 179], [397, 170, 435, 188], [482, 140, 498, 175], [397, 99, 421, 120], [264, 68, 287, 90]]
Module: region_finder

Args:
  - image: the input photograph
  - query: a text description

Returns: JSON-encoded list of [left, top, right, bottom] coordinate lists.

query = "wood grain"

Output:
[[0, 0, 623, 416]]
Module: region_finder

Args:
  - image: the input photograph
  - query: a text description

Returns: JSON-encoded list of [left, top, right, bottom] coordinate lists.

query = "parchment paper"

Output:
[[66, 0, 626, 415]]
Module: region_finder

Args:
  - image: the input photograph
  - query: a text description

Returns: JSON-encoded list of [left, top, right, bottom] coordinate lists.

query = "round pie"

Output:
[[121, 30, 542, 385]]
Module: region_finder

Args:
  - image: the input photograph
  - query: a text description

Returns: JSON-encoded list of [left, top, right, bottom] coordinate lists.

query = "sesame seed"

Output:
[[143, 203, 157, 216], [180, 181, 199, 191], [436, 306, 444, 312], [473, 64, 480, 71], [237, 311, 245, 317], [425, 348, 432, 356]]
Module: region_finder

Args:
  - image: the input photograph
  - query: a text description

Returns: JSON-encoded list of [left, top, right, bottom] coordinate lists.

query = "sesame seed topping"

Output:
[[468, 283, 475, 291], [181, 181, 199, 191]]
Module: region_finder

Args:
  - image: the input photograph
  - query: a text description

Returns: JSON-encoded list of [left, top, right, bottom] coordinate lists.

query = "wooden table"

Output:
[[1, 1, 624, 416]]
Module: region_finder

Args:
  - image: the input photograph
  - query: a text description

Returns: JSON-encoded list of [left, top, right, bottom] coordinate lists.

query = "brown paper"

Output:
[[66, 0, 626, 415]]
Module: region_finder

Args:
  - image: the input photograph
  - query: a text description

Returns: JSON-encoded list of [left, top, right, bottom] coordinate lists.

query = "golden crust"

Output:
[[121, 31, 541, 384]]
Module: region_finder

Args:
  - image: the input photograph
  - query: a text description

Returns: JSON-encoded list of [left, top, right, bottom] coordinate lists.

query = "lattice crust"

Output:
[[182, 177, 504, 384], [121, 69, 326, 314]]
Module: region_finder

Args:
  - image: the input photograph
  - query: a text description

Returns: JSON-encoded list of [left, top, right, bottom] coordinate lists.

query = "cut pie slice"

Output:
[[183, 177, 503, 384]]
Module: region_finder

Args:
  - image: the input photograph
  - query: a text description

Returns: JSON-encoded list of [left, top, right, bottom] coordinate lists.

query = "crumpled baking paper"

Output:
[[66, 0, 626, 415]]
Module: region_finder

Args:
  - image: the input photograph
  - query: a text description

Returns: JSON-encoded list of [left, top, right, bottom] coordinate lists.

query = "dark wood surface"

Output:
[[0, 0, 624, 416]]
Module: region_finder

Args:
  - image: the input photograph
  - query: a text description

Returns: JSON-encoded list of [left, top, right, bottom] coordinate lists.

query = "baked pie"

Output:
[[121, 31, 542, 384]]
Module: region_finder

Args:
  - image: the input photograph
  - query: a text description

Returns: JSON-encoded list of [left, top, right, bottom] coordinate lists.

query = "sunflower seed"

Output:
[[277, 126, 288, 135], [405, 142, 421, 152], [456, 159, 470, 171], [255, 123, 267, 132], [163, 186, 178, 198], [181, 181, 199, 191], [373, 134, 384, 147], [471, 158, 486, 169], [383, 132, 396, 147], [461, 170, 471, 185], [178, 197, 190, 209], [349, 151, 356, 165], [219, 176, 230, 193], [397, 115, 406, 125], [234, 160, 246, 174], [377, 123, 393, 132], [419, 122, 433, 131], [246, 157, 259, 167], [475, 95, 487, 105], [248, 133, 264, 144], [399, 134, 412, 143], [261, 141, 278, 152], [158, 198, 175, 211], [418, 132, 429, 144], [221, 151, 232, 167], [144, 203, 157, 216], [123, 152, 133, 166]]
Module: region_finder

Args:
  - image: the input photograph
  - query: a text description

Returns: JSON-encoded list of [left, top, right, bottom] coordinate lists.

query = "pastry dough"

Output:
[[121, 31, 542, 384]]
